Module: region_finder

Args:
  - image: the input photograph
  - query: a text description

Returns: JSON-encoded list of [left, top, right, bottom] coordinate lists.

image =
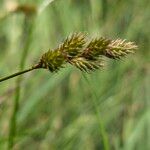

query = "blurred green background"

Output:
[[0, 0, 149, 150]]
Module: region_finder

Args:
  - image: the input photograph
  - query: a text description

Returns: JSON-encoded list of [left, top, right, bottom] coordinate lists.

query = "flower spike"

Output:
[[0, 32, 138, 83]]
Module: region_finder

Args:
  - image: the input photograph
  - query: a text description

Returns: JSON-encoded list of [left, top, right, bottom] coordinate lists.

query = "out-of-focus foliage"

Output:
[[0, 0, 149, 150]]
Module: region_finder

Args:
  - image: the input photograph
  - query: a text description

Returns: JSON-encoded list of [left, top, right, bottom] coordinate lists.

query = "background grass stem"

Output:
[[8, 16, 35, 149]]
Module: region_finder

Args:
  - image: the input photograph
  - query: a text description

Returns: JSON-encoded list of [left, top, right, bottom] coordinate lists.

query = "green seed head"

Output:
[[39, 33, 137, 72]]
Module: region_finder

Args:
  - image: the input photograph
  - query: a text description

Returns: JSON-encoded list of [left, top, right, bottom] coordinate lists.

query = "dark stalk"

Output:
[[0, 65, 40, 83]]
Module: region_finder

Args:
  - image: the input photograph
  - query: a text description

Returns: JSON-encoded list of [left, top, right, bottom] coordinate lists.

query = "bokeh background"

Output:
[[0, 0, 149, 150]]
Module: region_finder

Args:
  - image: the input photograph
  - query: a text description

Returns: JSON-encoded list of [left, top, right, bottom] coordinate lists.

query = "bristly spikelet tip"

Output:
[[58, 32, 87, 58]]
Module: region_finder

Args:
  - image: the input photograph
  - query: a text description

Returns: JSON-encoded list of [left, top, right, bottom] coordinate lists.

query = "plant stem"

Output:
[[101, 0, 107, 23], [0, 65, 39, 83], [83, 74, 110, 150]]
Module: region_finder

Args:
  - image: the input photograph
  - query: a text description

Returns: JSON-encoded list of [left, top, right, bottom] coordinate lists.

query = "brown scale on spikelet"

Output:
[[39, 33, 137, 72]]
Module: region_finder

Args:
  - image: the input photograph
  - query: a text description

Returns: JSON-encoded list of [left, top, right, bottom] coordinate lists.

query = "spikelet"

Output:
[[40, 49, 64, 72], [69, 57, 103, 72], [59, 33, 86, 58], [82, 38, 110, 60], [104, 39, 138, 59]]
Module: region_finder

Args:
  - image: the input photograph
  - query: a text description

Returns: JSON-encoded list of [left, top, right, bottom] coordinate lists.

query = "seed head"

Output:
[[39, 33, 137, 72]]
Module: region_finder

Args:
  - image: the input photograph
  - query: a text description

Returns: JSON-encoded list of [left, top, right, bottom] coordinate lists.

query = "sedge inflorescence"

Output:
[[38, 33, 137, 72]]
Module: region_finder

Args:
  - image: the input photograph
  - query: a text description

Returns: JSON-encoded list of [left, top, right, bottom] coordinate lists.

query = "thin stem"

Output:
[[101, 0, 107, 23], [83, 74, 110, 150], [0, 65, 39, 83]]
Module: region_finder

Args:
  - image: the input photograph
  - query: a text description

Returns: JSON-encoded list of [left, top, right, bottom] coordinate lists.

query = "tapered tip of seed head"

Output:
[[104, 39, 138, 59], [111, 39, 138, 50]]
